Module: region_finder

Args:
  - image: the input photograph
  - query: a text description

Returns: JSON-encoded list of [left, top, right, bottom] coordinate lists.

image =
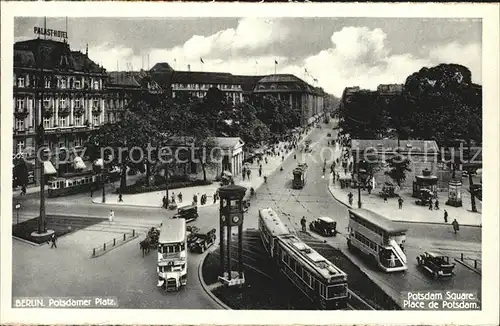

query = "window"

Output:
[[15, 119, 25, 131], [93, 99, 99, 108], [17, 77, 25, 88], [60, 79, 67, 89], [16, 140, 25, 153], [16, 98, 25, 109], [45, 78, 50, 88], [74, 80, 81, 89], [74, 116, 81, 126], [190, 162, 197, 174], [75, 98, 81, 108], [60, 98, 67, 109], [327, 285, 347, 299], [44, 97, 51, 108], [93, 115, 99, 126], [59, 117, 67, 127], [94, 81, 99, 90], [43, 118, 51, 129]]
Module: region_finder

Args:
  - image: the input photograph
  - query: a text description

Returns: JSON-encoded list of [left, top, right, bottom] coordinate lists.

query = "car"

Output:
[[327, 133, 332, 137], [309, 217, 337, 237], [173, 205, 199, 223], [188, 228, 216, 253], [417, 251, 455, 279]]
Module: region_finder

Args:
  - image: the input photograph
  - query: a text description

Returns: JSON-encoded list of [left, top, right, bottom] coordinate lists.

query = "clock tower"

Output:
[[218, 184, 247, 287]]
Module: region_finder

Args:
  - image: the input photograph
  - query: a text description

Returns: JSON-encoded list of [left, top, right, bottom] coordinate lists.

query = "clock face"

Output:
[[232, 215, 240, 223]]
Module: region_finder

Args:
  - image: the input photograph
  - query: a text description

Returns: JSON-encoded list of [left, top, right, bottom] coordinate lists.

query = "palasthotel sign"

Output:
[[34, 27, 68, 39]]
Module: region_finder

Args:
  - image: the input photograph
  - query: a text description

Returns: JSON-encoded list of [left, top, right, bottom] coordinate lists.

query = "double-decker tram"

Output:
[[157, 219, 188, 291], [258, 208, 348, 309], [347, 209, 408, 272]]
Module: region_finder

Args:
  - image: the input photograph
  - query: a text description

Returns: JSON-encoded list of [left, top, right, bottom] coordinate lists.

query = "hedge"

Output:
[[116, 179, 212, 195]]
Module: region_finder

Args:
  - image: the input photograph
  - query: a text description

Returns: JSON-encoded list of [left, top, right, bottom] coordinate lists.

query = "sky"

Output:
[[14, 17, 482, 97]]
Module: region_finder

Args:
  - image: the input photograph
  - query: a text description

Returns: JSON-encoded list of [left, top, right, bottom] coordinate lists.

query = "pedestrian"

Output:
[[171, 193, 176, 204], [348, 192, 354, 206], [322, 166, 326, 175], [383, 193, 387, 203], [50, 233, 57, 249], [178, 192, 183, 203], [434, 199, 440, 210], [265, 157, 268, 164], [282, 155, 284, 162], [300, 216, 307, 232], [162, 196, 167, 208], [398, 197, 403, 209], [452, 219, 459, 234], [193, 194, 198, 205], [246, 169, 251, 180], [294, 154, 296, 160], [259, 167, 262, 177], [90, 186, 93, 198], [118, 193, 123, 202], [213, 192, 217, 204], [109, 209, 114, 225], [444, 210, 448, 223], [21, 185, 27, 196], [428, 199, 433, 210]]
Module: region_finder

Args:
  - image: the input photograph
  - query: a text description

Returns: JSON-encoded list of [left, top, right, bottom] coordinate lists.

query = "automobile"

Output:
[[309, 217, 337, 237], [173, 205, 199, 223], [188, 227, 216, 253], [417, 251, 455, 279], [327, 133, 332, 137]]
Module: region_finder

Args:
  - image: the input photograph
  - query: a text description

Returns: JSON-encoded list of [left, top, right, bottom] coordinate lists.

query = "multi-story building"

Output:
[[13, 38, 107, 156], [377, 84, 404, 96], [252, 74, 325, 126]]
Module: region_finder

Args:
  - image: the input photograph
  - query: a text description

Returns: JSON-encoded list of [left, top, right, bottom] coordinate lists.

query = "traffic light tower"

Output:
[[218, 184, 247, 287]]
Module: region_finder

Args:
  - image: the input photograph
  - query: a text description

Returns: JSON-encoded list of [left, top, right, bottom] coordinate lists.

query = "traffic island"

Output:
[[12, 215, 107, 245]]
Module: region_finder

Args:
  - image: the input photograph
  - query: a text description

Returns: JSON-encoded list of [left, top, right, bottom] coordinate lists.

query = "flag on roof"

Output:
[[200, 57, 204, 64]]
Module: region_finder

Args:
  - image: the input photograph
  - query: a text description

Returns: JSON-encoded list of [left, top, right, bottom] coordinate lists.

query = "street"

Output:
[[12, 121, 481, 309]]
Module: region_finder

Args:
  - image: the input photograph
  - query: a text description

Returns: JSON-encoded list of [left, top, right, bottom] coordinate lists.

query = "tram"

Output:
[[47, 171, 102, 197], [258, 208, 348, 309], [292, 163, 308, 189]]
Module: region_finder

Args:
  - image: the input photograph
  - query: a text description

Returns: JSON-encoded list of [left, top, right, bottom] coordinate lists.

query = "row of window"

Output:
[[50, 175, 99, 189], [354, 231, 378, 252], [16, 76, 101, 90], [173, 83, 240, 90], [350, 213, 388, 238], [15, 97, 103, 110], [158, 242, 186, 254]]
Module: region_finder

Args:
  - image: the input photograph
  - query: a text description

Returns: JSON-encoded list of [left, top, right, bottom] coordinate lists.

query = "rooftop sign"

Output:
[[34, 27, 68, 39]]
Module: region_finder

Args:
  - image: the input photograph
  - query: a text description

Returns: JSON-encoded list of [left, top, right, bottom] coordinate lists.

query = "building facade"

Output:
[[13, 38, 107, 156], [252, 74, 325, 126]]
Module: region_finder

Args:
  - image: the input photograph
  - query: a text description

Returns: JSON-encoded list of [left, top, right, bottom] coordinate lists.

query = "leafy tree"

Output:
[[13, 157, 29, 186], [384, 155, 412, 187], [229, 102, 271, 146]]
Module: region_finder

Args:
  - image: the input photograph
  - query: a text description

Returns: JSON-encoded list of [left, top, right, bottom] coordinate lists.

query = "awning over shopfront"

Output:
[[73, 156, 86, 170], [44, 161, 57, 175]]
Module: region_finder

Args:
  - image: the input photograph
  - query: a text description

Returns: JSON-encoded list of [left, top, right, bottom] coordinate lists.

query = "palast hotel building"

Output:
[[13, 37, 107, 156]]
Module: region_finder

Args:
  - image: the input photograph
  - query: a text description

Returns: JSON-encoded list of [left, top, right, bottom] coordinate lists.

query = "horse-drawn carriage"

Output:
[[139, 226, 160, 256]]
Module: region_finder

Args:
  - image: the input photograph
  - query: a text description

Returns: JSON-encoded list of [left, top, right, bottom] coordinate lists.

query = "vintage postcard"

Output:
[[1, 2, 499, 325]]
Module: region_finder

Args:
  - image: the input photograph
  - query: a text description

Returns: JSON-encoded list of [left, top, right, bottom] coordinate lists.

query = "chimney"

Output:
[[187, 64, 191, 72]]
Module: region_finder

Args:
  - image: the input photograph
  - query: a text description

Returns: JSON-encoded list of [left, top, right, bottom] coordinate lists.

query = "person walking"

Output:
[[21, 185, 27, 196], [443, 210, 448, 223], [246, 169, 251, 180], [383, 193, 388, 203], [178, 192, 183, 203], [259, 166, 262, 177], [118, 193, 123, 202], [348, 192, 354, 206], [428, 199, 433, 210], [108, 209, 114, 225], [242, 167, 247, 181], [50, 233, 57, 249], [300, 216, 307, 232], [282, 155, 284, 162], [171, 193, 176, 204], [265, 157, 268, 164], [452, 219, 459, 234], [434, 199, 440, 210], [162, 196, 167, 208], [398, 197, 404, 209], [193, 194, 198, 205], [213, 192, 217, 204]]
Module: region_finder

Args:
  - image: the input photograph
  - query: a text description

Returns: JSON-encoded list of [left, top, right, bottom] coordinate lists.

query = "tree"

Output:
[[13, 157, 29, 187], [229, 102, 271, 146], [384, 155, 412, 187]]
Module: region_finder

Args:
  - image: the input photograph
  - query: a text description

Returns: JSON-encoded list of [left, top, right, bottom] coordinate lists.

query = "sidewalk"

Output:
[[92, 129, 314, 209], [328, 145, 482, 227]]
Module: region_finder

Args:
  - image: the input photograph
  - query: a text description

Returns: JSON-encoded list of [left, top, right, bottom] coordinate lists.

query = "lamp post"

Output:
[[357, 160, 367, 209], [15, 203, 21, 224]]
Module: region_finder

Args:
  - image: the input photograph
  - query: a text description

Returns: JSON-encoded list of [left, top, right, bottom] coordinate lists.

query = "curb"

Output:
[[91, 234, 140, 258], [197, 249, 232, 310], [454, 258, 482, 275], [12, 236, 43, 247], [327, 182, 482, 228]]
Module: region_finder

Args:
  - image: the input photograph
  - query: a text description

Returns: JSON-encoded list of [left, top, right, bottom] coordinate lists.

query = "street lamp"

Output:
[[357, 160, 367, 209], [15, 203, 21, 224]]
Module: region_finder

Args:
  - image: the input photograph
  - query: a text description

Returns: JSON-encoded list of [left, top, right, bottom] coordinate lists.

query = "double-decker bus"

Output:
[[347, 209, 408, 272], [292, 163, 308, 189], [258, 208, 348, 309], [157, 219, 188, 291]]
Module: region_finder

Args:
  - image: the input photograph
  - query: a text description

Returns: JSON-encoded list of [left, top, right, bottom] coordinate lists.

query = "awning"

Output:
[[43, 161, 57, 175], [73, 156, 86, 170]]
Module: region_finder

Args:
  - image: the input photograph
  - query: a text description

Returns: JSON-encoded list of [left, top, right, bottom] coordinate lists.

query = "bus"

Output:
[[292, 163, 308, 189], [157, 218, 188, 291], [258, 208, 292, 258], [258, 208, 348, 310], [347, 209, 408, 272]]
